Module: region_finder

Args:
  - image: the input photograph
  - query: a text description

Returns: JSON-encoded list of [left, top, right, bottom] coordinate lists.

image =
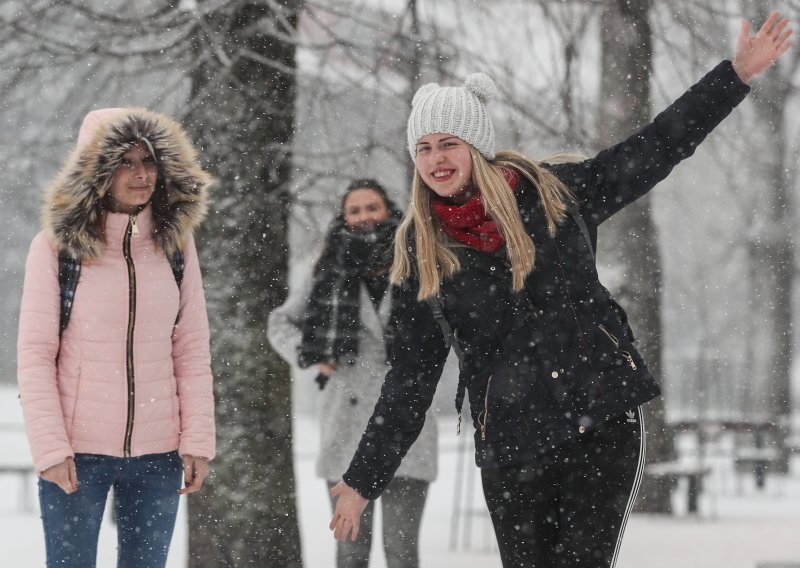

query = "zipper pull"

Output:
[[456, 413, 462, 435], [130, 215, 139, 237], [625, 354, 638, 370]]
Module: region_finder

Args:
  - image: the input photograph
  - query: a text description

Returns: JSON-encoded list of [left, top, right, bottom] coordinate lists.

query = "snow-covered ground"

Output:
[[2, 384, 799, 567]]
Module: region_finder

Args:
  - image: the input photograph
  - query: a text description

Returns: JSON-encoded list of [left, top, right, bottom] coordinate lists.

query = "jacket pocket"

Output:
[[472, 362, 536, 444], [67, 367, 81, 439], [597, 324, 638, 371]]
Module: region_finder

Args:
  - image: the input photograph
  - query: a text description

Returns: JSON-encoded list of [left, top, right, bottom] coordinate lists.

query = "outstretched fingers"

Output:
[[768, 16, 789, 40], [758, 12, 791, 51], [776, 29, 794, 55], [758, 11, 781, 38], [329, 514, 358, 541]]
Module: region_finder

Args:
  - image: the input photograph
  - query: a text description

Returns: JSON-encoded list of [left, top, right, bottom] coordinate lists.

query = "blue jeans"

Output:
[[38, 451, 183, 568]]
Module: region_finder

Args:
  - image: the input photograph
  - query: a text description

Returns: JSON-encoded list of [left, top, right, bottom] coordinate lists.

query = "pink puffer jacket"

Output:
[[17, 108, 216, 473]]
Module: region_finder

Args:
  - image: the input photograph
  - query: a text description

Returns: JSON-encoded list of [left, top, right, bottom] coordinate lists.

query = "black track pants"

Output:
[[481, 407, 645, 568]]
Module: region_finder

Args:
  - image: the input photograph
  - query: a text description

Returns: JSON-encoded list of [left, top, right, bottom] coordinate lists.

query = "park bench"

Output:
[[646, 460, 711, 514]]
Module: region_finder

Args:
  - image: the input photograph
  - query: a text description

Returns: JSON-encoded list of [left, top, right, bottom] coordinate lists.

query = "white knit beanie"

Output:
[[407, 72, 497, 160]]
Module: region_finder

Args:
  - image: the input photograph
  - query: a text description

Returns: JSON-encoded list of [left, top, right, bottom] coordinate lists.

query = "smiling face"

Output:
[[107, 143, 157, 214], [343, 188, 391, 233], [414, 133, 474, 202]]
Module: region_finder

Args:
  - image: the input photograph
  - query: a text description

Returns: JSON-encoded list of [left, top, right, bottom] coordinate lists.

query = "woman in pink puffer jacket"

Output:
[[17, 107, 215, 568]]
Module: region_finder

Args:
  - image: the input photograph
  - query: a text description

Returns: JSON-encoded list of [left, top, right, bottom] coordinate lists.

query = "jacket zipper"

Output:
[[597, 324, 638, 370], [477, 375, 493, 441], [123, 215, 138, 456]]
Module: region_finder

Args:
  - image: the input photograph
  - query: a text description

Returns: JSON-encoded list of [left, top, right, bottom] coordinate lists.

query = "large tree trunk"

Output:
[[185, 2, 304, 566], [745, 0, 794, 433], [597, 0, 673, 513]]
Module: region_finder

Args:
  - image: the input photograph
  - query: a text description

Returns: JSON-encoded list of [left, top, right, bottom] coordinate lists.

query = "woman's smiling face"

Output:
[[415, 133, 474, 202]]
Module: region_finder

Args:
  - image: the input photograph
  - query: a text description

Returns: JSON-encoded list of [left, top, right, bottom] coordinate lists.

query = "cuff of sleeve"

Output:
[[342, 471, 379, 501], [178, 442, 216, 462], [717, 59, 751, 99], [35, 449, 74, 476]]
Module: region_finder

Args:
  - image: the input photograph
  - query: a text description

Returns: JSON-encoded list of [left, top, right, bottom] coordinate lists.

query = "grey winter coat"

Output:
[[268, 274, 438, 483]]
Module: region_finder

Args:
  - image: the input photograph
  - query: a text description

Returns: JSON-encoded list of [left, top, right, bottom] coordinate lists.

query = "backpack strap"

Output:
[[57, 252, 81, 338], [426, 291, 468, 433], [57, 249, 185, 336], [168, 249, 185, 287], [425, 292, 463, 363]]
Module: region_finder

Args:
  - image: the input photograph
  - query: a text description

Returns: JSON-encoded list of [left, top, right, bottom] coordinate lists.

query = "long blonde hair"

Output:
[[391, 148, 576, 300]]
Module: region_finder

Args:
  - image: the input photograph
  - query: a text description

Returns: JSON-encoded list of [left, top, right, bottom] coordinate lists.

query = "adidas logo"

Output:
[[625, 409, 637, 423]]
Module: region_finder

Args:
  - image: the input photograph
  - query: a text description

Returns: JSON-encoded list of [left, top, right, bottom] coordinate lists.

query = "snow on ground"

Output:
[[1, 385, 799, 567]]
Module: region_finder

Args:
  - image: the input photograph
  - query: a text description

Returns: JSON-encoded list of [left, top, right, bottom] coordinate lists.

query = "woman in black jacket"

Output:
[[330, 12, 792, 568]]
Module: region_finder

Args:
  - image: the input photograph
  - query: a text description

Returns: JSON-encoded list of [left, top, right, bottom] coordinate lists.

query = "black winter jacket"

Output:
[[344, 61, 750, 500]]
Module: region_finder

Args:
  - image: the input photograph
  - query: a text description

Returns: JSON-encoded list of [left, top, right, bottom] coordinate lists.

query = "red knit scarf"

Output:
[[431, 168, 519, 254]]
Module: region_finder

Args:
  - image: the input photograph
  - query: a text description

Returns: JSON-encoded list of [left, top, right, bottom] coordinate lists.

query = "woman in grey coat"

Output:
[[268, 179, 437, 568]]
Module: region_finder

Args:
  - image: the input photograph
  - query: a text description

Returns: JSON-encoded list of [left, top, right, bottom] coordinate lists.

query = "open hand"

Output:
[[733, 11, 793, 83], [329, 480, 369, 541], [40, 457, 78, 495]]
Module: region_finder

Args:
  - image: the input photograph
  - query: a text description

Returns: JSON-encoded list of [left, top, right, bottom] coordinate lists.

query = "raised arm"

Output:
[[556, 11, 791, 225]]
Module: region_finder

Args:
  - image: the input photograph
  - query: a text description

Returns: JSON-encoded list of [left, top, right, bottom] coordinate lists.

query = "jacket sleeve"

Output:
[[172, 234, 216, 460], [17, 232, 74, 474], [342, 276, 448, 500], [266, 276, 311, 365], [558, 60, 750, 225]]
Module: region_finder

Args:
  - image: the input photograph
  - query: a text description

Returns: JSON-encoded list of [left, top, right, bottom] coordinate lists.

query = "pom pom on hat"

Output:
[[407, 72, 496, 160], [464, 73, 497, 102]]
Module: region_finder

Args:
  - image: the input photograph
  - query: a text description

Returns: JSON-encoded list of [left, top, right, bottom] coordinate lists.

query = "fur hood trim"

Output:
[[43, 107, 213, 259]]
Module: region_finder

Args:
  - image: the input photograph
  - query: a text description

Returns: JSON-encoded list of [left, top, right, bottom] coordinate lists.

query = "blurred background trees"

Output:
[[1, 0, 797, 560]]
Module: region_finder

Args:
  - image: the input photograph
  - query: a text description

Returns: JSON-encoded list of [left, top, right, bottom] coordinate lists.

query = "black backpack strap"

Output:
[[567, 202, 595, 261], [58, 249, 184, 337], [425, 292, 463, 362], [58, 252, 81, 338], [426, 292, 469, 433], [168, 249, 185, 287], [426, 294, 451, 349]]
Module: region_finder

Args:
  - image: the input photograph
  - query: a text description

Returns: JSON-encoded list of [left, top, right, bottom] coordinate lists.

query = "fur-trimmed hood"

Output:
[[43, 107, 213, 259]]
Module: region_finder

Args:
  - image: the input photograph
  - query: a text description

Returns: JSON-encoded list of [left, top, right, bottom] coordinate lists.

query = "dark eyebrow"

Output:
[[417, 136, 459, 147]]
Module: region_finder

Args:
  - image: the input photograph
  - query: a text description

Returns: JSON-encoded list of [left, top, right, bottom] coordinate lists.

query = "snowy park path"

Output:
[[1, 385, 799, 567]]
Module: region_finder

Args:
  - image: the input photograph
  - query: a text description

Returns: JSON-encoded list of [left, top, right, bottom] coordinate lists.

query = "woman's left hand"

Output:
[[179, 455, 210, 495], [733, 11, 793, 83]]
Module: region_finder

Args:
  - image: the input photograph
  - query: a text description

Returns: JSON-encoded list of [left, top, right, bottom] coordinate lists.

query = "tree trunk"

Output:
[[746, 0, 794, 430], [185, 2, 304, 566], [597, 0, 673, 513]]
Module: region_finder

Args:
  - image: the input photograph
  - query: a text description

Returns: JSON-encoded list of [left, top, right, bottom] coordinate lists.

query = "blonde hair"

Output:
[[391, 148, 576, 300]]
